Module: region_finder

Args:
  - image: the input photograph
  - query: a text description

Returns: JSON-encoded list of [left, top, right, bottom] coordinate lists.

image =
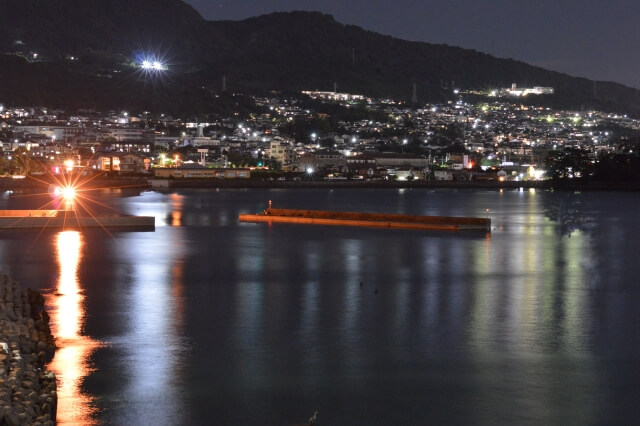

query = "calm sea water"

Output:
[[0, 187, 639, 425]]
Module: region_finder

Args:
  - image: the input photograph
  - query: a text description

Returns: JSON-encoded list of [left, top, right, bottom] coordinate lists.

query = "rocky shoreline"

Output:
[[0, 275, 57, 425]]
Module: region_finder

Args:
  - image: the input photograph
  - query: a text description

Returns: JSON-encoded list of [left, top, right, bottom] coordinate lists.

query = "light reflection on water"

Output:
[[1, 188, 638, 424], [100, 226, 188, 425], [46, 231, 101, 425]]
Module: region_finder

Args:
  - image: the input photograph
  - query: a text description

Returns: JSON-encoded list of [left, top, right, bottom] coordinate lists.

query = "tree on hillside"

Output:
[[0, 157, 10, 175], [10, 147, 35, 175], [546, 148, 594, 179]]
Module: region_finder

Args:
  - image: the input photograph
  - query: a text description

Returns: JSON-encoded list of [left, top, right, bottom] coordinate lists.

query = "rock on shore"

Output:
[[0, 274, 57, 426]]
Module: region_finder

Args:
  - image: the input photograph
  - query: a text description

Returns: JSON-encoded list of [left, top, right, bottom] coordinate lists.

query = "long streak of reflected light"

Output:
[[46, 231, 101, 425]]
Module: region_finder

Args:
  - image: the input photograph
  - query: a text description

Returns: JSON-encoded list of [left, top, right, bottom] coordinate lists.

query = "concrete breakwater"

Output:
[[240, 207, 491, 231], [0, 274, 57, 425]]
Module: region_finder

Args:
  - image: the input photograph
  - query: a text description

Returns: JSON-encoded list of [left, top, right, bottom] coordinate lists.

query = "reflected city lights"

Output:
[[171, 211, 182, 227], [170, 193, 184, 226], [112, 230, 187, 424], [46, 231, 101, 425]]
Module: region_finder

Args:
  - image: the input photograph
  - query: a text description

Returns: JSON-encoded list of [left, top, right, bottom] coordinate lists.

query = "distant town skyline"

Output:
[[184, 0, 640, 90]]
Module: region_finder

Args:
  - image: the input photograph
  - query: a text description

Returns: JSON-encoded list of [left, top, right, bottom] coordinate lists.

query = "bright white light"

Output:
[[63, 187, 76, 200], [141, 59, 166, 71], [55, 185, 76, 200], [306, 167, 314, 174]]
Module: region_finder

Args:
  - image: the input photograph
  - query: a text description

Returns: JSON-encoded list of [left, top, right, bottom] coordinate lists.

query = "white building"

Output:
[[269, 139, 295, 169]]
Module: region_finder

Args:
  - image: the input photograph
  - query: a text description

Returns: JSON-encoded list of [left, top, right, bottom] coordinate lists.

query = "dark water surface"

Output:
[[0, 188, 639, 425]]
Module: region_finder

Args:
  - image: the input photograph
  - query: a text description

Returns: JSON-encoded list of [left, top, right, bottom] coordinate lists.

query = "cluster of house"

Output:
[[1, 90, 638, 180]]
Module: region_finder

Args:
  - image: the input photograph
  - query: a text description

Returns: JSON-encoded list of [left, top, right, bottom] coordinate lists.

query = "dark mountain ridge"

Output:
[[1, 0, 639, 115]]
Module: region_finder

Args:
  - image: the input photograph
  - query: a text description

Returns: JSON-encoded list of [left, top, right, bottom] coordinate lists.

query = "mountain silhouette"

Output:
[[1, 0, 638, 115]]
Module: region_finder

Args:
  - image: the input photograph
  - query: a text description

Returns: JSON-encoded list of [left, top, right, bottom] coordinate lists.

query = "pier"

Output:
[[0, 210, 155, 231]]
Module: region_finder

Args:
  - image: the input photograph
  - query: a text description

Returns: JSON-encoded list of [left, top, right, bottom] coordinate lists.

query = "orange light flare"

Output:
[[53, 185, 76, 201], [7, 171, 121, 237], [1, 155, 148, 242]]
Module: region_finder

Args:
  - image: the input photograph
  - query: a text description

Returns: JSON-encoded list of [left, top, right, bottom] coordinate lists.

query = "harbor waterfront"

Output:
[[0, 187, 639, 424]]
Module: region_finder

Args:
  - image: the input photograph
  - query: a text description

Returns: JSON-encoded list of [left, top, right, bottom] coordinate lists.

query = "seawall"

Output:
[[0, 274, 57, 425], [2, 175, 640, 191], [146, 178, 640, 191]]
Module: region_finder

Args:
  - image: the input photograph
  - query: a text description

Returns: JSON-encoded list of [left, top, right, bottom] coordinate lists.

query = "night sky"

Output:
[[184, 0, 640, 89]]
